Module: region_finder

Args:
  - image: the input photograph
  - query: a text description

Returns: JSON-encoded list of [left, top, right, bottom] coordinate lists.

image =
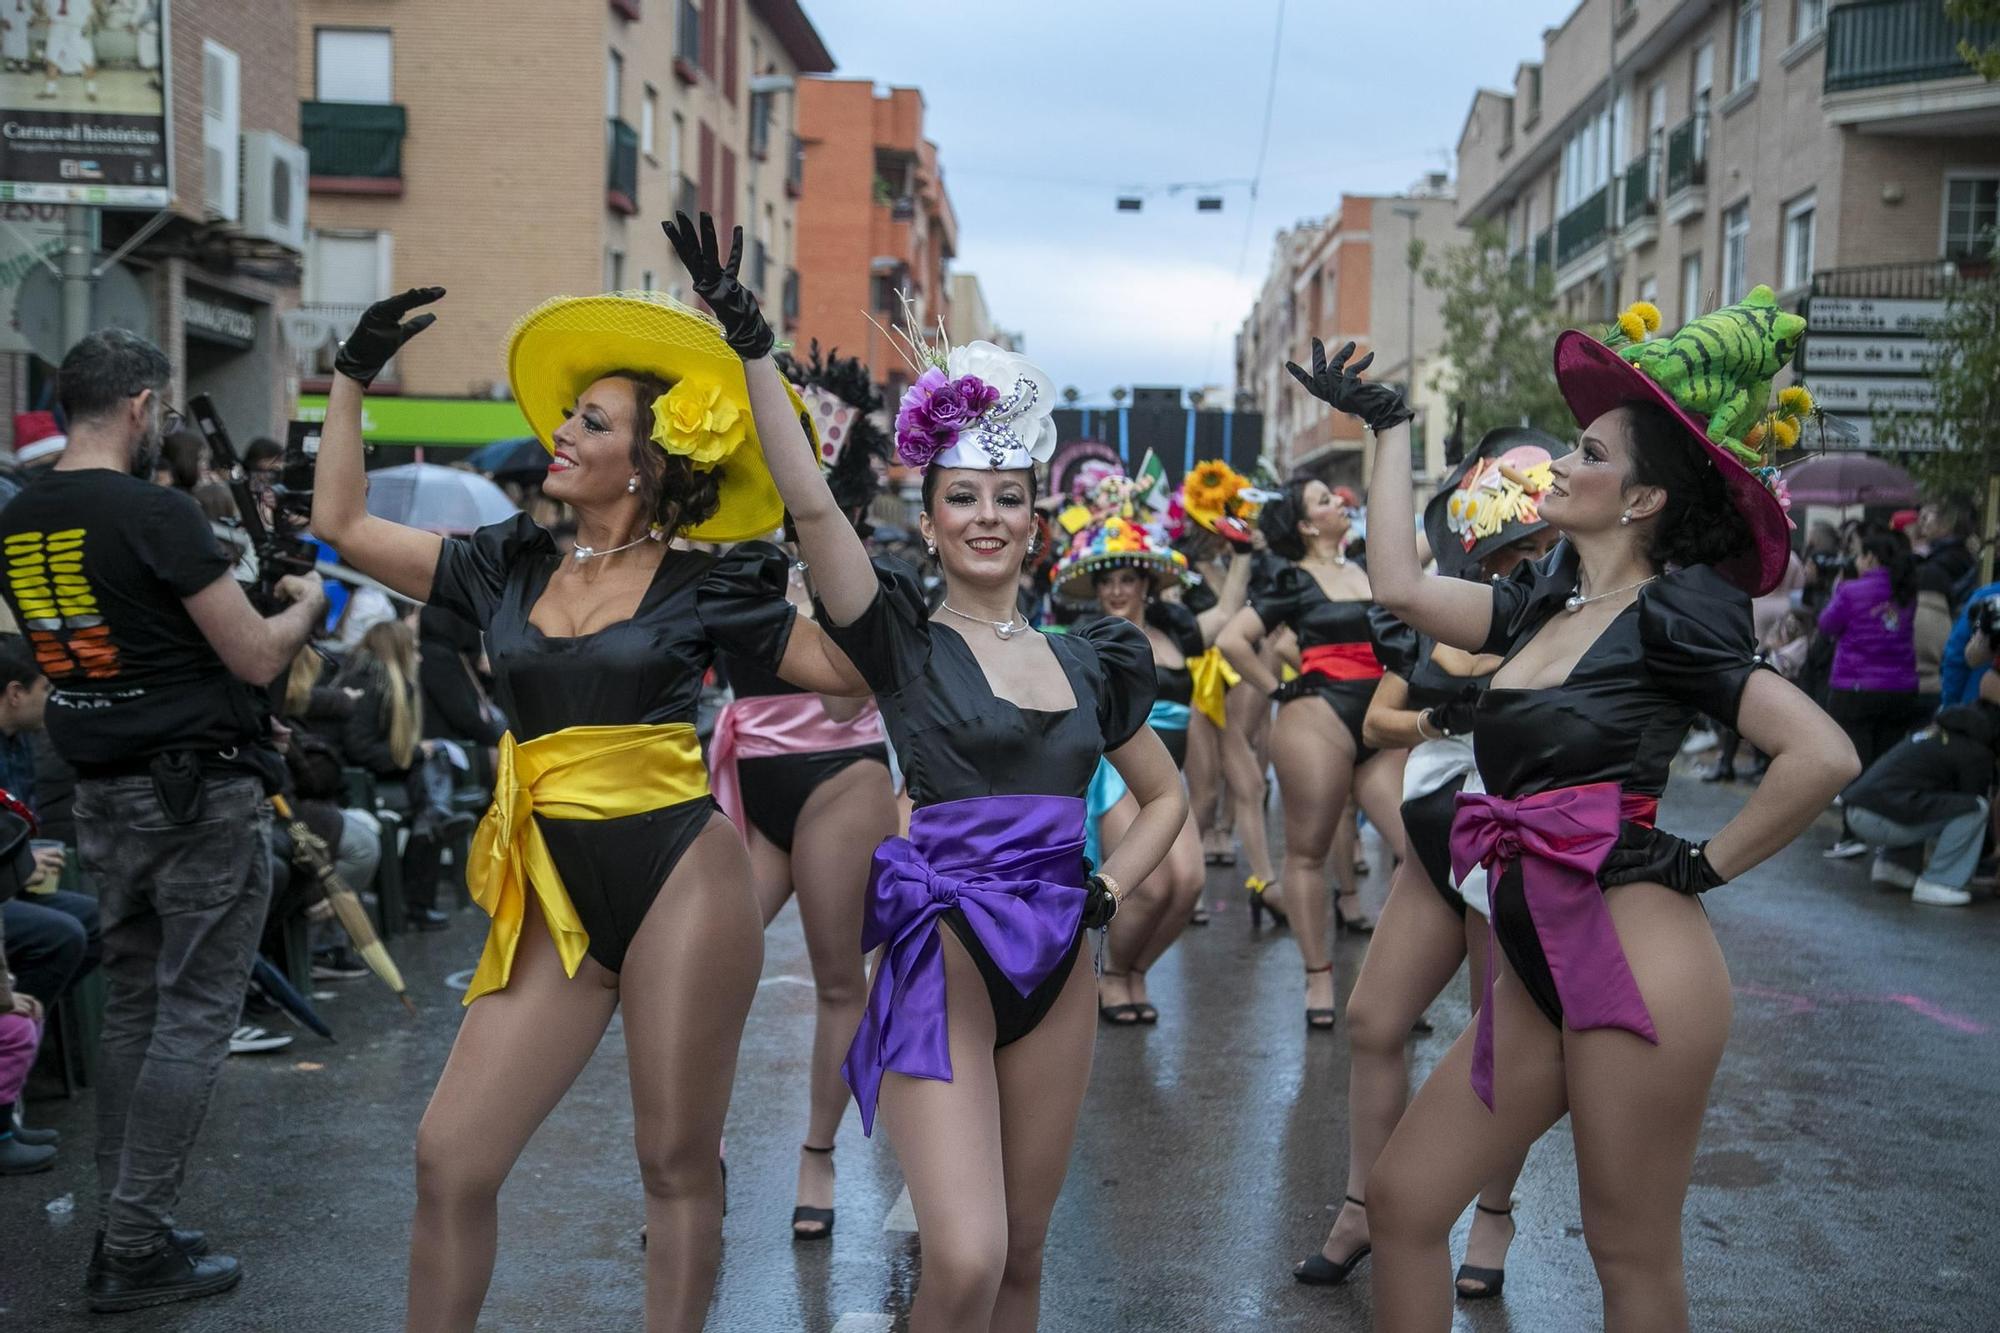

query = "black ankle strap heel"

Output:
[[1293, 1195, 1371, 1286], [1455, 1201, 1516, 1301]]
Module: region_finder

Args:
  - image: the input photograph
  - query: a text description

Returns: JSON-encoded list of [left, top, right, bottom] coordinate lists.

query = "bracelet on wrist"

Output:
[[1414, 709, 1440, 742]]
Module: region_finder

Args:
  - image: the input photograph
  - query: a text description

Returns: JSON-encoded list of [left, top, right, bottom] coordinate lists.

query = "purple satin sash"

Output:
[[1450, 783, 1660, 1111], [842, 794, 1088, 1135]]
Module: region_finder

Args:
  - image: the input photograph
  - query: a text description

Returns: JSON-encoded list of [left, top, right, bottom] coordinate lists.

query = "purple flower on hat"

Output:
[[894, 368, 1001, 467]]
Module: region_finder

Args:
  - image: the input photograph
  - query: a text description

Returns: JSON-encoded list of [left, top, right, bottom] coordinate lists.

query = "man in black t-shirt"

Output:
[[0, 330, 325, 1314]]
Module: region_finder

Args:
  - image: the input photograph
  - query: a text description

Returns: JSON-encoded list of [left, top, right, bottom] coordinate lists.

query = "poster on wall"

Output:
[[0, 1, 170, 205], [0, 199, 65, 352]]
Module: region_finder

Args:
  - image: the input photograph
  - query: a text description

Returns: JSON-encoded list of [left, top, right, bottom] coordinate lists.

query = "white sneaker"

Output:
[[1911, 878, 1972, 907], [1822, 840, 1869, 860], [228, 1025, 293, 1055], [1869, 855, 1918, 890]]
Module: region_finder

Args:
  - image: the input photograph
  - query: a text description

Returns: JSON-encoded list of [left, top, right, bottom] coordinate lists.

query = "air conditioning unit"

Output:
[[240, 132, 309, 252]]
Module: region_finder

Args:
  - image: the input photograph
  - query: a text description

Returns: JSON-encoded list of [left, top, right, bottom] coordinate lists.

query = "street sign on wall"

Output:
[[1802, 289, 1949, 452], [0, 1, 172, 205]]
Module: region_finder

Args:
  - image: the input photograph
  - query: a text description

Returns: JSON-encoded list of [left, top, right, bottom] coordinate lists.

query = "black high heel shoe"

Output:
[[1130, 968, 1158, 1025], [1245, 876, 1288, 928], [1097, 970, 1142, 1025], [1304, 963, 1336, 1031], [791, 1144, 836, 1241], [1454, 1201, 1513, 1300], [1294, 1195, 1370, 1285], [1333, 889, 1375, 935]]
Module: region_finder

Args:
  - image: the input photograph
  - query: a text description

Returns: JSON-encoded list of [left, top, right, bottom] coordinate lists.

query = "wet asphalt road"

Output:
[[3, 774, 1997, 1331]]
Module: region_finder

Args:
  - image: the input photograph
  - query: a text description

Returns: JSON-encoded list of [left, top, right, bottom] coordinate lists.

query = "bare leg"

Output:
[[405, 901, 621, 1332], [748, 825, 793, 927], [990, 943, 1098, 1333], [1367, 949, 1569, 1332], [1339, 752, 1409, 928], [1457, 908, 1528, 1293], [1567, 884, 1732, 1332], [1271, 696, 1355, 1016], [1186, 710, 1229, 860], [785, 760, 895, 1229], [1314, 858, 1467, 1268], [1223, 680, 1276, 884], [1096, 792, 1146, 1016], [621, 817, 766, 1332], [1332, 807, 1358, 898], [1127, 811, 1208, 995], [880, 929, 1008, 1330]]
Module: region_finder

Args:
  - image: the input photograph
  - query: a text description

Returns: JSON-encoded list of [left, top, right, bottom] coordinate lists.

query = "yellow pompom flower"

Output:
[[1772, 417, 1800, 448], [1617, 310, 1647, 344], [1631, 301, 1663, 332], [653, 378, 748, 469], [1778, 385, 1814, 417]]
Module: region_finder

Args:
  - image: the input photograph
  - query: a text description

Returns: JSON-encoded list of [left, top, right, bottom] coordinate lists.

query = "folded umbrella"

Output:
[[273, 795, 416, 1015], [251, 955, 333, 1040]]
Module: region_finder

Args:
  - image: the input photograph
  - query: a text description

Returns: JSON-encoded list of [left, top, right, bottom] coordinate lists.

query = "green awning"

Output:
[[296, 395, 533, 447]]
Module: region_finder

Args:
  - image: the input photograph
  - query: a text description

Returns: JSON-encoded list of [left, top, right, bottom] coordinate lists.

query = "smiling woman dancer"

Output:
[[1294, 428, 1562, 1299], [1054, 510, 1251, 1025], [1218, 476, 1408, 1029], [707, 344, 899, 1242], [311, 286, 862, 1333], [665, 212, 1184, 1332], [1299, 292, 1857, 1331]]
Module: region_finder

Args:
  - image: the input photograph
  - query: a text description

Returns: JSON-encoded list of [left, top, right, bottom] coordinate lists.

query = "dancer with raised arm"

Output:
[[1299, 292, 1856, 1331], [666, 211, 1185, 1333], [311, 286, 862, 1333], [707, 343, 899, 1241], [1294, 429, 1562, 1298]]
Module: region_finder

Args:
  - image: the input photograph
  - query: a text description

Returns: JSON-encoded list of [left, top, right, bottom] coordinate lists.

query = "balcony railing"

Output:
[[1665, 115, 1707, 197], [300, 301, 389, 378], [301, 100, 406, 182], [1531, 227, 1552, 273], [785, 134, 804, 198], [675, 173, 698, 221], [782, 267, 800, 326], [606, 118, 639, 213], [1826, 0, 2000, 93], [1555, 187, 1608, 270], [1621, 155, 1657, 223]]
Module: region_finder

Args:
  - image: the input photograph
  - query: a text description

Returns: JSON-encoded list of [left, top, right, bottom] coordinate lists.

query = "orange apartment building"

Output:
[[292, 0, 833, 451], [793, 80, 957, 398]]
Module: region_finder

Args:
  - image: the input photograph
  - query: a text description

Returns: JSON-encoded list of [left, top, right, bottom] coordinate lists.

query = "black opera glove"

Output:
[[1598, 822, 1727, 896], [662, 210, 776, 360], [1283, 338, 1415, 433], [1426, 694, 1479, 739], [335, 287, 445, 388], [1081, 874, 1120, 929]]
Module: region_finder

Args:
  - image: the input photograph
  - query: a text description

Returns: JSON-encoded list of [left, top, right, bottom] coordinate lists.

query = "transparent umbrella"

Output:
[[364, 463, 520, 534]]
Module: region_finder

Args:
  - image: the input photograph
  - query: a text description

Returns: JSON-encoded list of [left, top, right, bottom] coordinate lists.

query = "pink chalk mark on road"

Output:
[[1734, 981, 1989, 1035]]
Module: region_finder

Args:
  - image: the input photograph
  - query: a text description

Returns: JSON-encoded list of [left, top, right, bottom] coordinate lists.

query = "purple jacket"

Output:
[[1819, 567, 1918, 692]]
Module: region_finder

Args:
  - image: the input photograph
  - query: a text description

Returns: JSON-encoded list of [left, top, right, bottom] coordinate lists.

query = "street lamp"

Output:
[[1392, 203, 1423, 475]]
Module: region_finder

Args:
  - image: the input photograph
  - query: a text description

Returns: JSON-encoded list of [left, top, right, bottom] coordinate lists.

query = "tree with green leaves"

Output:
[[1948, 0, 2000, 81], [1420, 221, 1573, 442], [1878, 240, 2000, 572]]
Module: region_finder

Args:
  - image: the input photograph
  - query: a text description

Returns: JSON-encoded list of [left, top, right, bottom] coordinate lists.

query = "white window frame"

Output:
[[1795, 0, 1825, 42], [1781, 192, 1816, 291], [605, 247, 626, 291], [669, 111, 685, 183], [201, 39, 240, 221], [1733, 0, 1762, 91], [314, 28, 393, 104], [641, 85, 658, 159], [1639, 273, 1660, 307], [607, 48, 623, 120], [1680, 251, 1703, 326], [1723, 202, 1750, 299], [1941, 170, 2000, 259]]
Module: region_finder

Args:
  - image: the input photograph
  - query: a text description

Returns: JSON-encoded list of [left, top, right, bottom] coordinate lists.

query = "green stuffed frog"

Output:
[[1621, 284, 1806, 460]]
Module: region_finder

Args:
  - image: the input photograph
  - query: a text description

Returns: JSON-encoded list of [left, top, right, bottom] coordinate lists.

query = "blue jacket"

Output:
[[1941, 580, 2000, 707]]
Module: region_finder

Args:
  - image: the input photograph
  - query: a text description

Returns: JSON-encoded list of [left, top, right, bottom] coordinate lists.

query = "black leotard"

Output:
[[430, 516, 794, 972], [1250, 563, 1384, 762], [824, 561, 1154, 1045], [1473, 543, 1764, 1026]]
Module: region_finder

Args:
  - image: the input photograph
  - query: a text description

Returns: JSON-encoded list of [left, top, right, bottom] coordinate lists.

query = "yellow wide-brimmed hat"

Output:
[[506, 290, 816, 543]]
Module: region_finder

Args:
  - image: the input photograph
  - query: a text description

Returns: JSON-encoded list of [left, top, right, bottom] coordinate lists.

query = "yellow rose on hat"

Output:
[[653, 376, 748, 469]]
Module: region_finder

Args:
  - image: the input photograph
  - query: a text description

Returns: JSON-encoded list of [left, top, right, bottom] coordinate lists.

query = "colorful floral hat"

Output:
[[1422, 427, 1562, 580], [1053, 513, 1194, 606], [1553, 285, 1803, 596], [877, 299, 1057, 472], [506, 290, 818, 543]]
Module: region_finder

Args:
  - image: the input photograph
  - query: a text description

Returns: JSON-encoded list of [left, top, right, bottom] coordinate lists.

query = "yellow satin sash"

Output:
[[463, 722, 709, 1005], [1187, 647, 1241, 729]]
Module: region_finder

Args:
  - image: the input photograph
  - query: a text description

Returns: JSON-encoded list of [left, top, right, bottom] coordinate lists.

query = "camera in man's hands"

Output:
[[189, 395, 319, 609], [1972, 595, 2000, 645]]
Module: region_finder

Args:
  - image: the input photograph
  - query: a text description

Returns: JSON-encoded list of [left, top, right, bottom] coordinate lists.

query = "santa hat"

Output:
[[13, 411, 66, 464]]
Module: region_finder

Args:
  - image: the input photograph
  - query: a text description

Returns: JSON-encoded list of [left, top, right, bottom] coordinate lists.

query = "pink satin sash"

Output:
[[1450, 783, 1661, 1111], [709, 692, 886, 842]]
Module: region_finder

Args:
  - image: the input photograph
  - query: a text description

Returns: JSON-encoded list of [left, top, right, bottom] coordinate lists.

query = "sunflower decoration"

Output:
[[1183, 460, 1246, 522]]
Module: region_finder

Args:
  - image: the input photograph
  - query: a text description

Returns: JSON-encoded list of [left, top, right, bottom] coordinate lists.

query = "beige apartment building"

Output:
[[293, 0, 832, 450], [1234, 182, 1461, 488], [1456, 0, 2000, 351], [945, 273, 1021, 352]]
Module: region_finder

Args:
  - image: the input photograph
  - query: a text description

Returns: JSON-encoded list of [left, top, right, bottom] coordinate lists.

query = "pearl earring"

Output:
[[627, 476, 640, 494], [925, 540, 937, 556], [1619, 511, 1631, 525]]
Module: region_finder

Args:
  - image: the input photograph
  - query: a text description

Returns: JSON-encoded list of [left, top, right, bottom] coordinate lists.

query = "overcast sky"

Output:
[[802, 0, 1579, 402]]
